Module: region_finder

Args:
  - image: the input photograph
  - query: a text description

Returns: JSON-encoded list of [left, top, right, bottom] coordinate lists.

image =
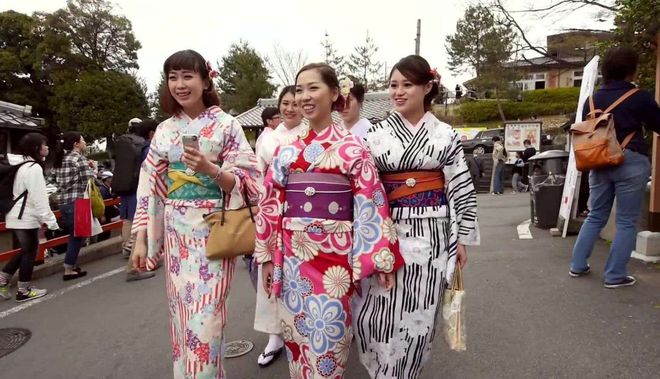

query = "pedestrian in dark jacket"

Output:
[[570, 46, 660, 288]]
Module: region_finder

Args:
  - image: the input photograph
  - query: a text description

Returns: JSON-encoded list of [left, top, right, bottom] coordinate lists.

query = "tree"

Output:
[[216, 40, 276, 114], [609, 0, 659, 90], [52, 70, 149, 141], [321, 32, 347, 77], [0, 11, 54, 120], [490, 0, 616, 64], [43, 0, 141, 72], [446, 5, 517, 120], [346, 32, 386, 91], [491, 0, 657, 90], [147, 75, 169, 122], [266, 43, 307, 87]]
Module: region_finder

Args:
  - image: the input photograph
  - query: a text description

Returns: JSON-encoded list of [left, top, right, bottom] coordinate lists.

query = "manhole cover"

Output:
[[0, 328, 31, 358], [225, 339, 253, 358]]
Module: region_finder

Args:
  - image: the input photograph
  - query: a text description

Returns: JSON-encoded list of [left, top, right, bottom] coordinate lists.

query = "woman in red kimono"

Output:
[[255, 63, 403, 378]]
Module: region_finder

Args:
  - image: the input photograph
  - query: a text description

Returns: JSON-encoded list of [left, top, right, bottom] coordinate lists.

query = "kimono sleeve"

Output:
[[219, 118, 261, 210], [349, 141, 404, 283], [443, 132, 480, 246], [132, 123, 168, 269], [254, 145, 286, 265]]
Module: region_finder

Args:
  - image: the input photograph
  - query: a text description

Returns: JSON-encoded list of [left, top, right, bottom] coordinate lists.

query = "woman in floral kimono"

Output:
[[131, 50, 260, 379], [255, 63, 403, 379], [354, 55, 480, 379]]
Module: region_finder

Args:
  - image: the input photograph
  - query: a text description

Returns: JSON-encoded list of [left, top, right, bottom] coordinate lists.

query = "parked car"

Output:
[[461, 129, 505, 155], [462, 128, 554, 155]]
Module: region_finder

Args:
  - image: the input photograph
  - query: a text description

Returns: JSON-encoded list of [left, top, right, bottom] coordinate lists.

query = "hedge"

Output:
[[521, 87, 580, 104], [457, 87, 581, 123], [458, 101, 574, 123]]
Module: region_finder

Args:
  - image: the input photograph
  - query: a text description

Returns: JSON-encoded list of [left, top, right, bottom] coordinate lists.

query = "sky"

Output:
[[2, 0, 614, 94]]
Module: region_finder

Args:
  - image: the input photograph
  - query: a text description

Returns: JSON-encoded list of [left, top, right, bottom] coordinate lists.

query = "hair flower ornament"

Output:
[[429, 67, 441, 84], [339, 77, 354, 98], [206, 60, 219, 79]]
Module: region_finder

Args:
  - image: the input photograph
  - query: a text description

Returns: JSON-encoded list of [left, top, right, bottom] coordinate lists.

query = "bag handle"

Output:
[[219, 184, 255, 226], [450, 264, 463, 292]]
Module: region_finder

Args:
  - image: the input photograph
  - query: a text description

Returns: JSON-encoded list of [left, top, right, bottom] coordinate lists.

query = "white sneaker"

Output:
[[0, 284, 11, 300]]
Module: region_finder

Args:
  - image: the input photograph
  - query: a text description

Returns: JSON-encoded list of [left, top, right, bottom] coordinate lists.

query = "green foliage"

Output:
[[520, 87, 580, 104], [0, 11, 54, 121], [44, 0, 141, 72], [0, 0, 143, 139], [346, 32, 386, 91], [608, 0, 659, 91], [445, 5, 517, 77], [52, 71, 149, 139], [147, 75, 168, 122], [458, 100, 574, 123], [216, 40, 276, 114]]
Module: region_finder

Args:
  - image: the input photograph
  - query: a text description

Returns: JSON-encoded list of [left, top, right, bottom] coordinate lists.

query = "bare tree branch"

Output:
[[266, 43, 308, 88], [508, 0, 619, 14], [490, 0, 615, 65]]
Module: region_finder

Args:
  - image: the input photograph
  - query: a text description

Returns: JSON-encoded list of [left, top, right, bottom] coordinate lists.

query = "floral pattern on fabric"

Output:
[[132, 106, 259, 379], [255, 123, 403, 378]]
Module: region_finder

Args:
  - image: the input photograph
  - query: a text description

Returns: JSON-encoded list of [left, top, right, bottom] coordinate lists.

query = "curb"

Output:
[[32, 236, 124, 281]]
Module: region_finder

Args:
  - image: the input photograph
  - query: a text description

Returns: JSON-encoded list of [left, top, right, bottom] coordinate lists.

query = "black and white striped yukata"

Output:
[[354, 111, 480, 379]]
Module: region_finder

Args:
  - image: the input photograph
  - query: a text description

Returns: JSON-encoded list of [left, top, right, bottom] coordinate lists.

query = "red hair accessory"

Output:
[[206, 60, 219, 79], [429, 68, 441, 85]]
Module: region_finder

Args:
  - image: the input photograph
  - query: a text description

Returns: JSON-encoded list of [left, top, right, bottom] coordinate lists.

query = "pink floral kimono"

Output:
[[255, 123, 403, 378]]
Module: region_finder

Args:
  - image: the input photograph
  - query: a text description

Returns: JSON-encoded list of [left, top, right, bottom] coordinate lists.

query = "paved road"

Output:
[[1, 194, 658, 378]]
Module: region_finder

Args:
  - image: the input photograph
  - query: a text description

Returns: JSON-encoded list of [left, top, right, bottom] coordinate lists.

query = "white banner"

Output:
[[558, 56, 600, 234]]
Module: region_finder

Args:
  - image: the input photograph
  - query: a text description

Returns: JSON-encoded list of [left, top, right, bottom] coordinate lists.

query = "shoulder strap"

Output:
[[620, 132, 636, 149], [604, 88, 639, 114], [15, 190, 28, 220]]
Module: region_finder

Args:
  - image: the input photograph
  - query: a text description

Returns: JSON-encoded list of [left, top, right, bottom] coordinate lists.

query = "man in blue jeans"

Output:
[[570, 47, 660, 288]]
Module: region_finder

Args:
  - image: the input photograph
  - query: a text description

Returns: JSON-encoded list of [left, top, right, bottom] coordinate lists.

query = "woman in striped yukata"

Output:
[[131, 49, 260, 379], [353, 55, 480, 379]]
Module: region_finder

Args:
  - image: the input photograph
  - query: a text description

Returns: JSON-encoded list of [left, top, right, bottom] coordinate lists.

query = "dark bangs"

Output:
[[163, 50, 208, 77], [160, 49, 221, 116]]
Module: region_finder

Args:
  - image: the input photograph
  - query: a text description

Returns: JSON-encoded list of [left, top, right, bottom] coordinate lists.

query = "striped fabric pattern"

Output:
[[354, 111, 479, 379]]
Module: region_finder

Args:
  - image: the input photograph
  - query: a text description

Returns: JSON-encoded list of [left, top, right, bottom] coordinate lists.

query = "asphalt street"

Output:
[[0, 193, 658, 378]]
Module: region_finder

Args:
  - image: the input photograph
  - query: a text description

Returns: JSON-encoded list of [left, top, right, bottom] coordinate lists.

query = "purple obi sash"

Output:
[[284, 173, 353, 221]]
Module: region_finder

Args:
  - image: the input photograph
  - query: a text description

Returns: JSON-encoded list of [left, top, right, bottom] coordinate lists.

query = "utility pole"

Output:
[[415, 19, 421, 55]]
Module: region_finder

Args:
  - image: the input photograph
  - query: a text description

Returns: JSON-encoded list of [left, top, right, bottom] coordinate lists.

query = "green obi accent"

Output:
[[166, 162, 222, 200]]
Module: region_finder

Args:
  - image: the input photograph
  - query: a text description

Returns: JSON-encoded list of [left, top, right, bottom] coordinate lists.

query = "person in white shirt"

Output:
[[340, 80, 371, 139], [252, 85, 305, 366], [254, 107, 280, 159], [0, 133, 59, 303]]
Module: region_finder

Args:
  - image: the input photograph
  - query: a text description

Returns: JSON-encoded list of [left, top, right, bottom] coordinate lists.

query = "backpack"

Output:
[[0, 159, 36, 220], [570, 88, 638, 171], [112, 133, 146, 195]]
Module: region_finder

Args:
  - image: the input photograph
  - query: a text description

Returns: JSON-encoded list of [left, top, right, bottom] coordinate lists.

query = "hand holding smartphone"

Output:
[[181, 134, 199, 150]]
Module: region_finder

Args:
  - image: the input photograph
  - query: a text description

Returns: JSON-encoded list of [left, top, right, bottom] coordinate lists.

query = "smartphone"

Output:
[[181, 134, 199, 150]]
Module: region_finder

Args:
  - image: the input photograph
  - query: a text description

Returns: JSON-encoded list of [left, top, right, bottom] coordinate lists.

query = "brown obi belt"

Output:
[[284, 173, 353, 221], [381, 171, 447, 207]]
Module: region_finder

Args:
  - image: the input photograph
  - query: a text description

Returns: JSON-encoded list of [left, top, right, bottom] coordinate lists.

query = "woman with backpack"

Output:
[[52, 131, 97, 281], [0, 133, 59, 302]]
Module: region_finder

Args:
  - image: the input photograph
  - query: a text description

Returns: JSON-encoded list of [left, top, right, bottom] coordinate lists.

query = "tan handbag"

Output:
[[442, 264, 466, 351], [204, 187, 258, 260], [570, 88, 638, 172]]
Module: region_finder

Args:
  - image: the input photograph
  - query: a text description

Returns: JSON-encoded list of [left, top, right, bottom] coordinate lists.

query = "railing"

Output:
[[0, 198, 124, 264]]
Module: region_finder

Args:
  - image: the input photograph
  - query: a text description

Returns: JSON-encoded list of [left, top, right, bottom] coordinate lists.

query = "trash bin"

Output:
[[530, 173, 565, 229], [527, 150, 569, 229], [527, 150, 569, 175]]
